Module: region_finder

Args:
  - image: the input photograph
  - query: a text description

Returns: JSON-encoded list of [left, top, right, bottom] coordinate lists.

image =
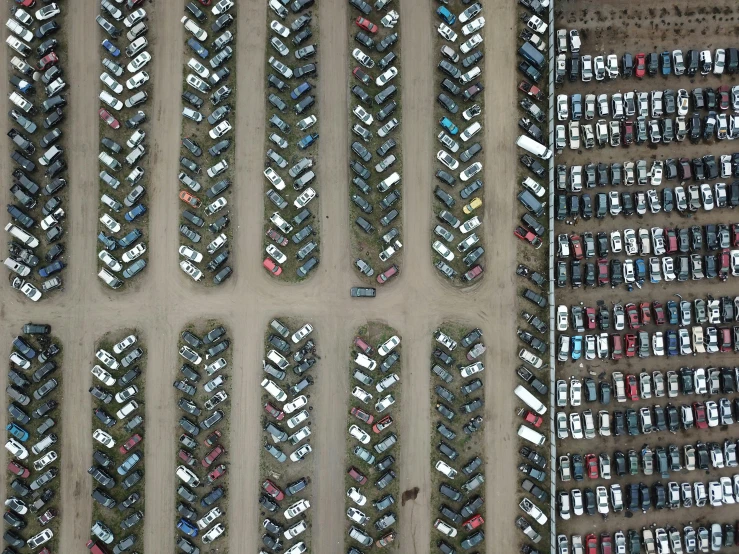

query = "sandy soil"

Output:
[[0, 0, 521, 552]]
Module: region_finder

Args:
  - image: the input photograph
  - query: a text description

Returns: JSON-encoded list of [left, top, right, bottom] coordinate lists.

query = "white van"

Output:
[[181, 16, 207, 40], [378, 172, 400, 192], [270, 212, 293, 234], [353, 352, 377, 371], [176, 465, 201, 487], [5, 223, 39, 248], [269, 0, 288, 18], [116, 400, 138, 419], [9, 91, 33, 113], [459, 66, 481, 84], [261, 378, 287, 402], [516, 134, 553, 160], [267, 349, 290, 370], [4, 257, 30, 277], [31, 434, 57, 455], [518, 424, 546, 446], [514, 385, 547, 415], [6, 36, 30, 57], [98, 268, 123, 289], [99, 152, 121, 171]]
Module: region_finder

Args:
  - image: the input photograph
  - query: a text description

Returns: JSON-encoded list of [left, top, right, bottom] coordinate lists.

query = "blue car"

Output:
[[570, 335, 583, 360], [290, 82, 312, 100], [187, 38, 208, 59], [660, 51, 671, 75], [125, 204, 147, 222], [118, 229, 142, 248], [177, 518, 198, 537], [666, 329, 678, 356], [98, 231, 118, 251], [634, 258, 645, 281], [439, 117, 458, 135], [666, 300, 679, 325], [436, 6, 456, 25], [102, 39, 120, 57], [13, 337, 36, 359], [117, 451, 142, 476], [298, 133, 318, 149], [6, 423, 29, 442], [39, 261, 65, 278]]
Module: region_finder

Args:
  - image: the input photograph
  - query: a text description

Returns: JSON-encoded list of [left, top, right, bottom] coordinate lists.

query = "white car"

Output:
[[347, 487, 366, 506], [437, 150, 459, 170], [264, 167, 285, 190], [556, 305, 568, 331], [112, 334, 137, 355], [378, 336, 400, 356], [196, 507, 223, 531], [352, 48, 374, 68], [95, 349, 119, 370], [353, 105, 373, 125], [127, 51, 151, 73], [5, 438, 28, 460], [432, 240, 454, 261], [270, 19, 290, 37], [352, 386, 372, 403], [291, 324, 313, 344], [596, 486, 609, 514], [557, 94, 568, 121], [461, 16, 485, 36], [460, 362, 483, 378], [568, 121, 580, 149], [98, 250, 122, 272], [437, 23, 457, 42], [93, 429, 115, 448], [201, 523, 225, 544], [435, 460, 458, 479], [610, 230, 622, 253], [210, 120, 232, 139], [289, 443, 311, 461], [36, 3, 60, 20], [460, 162, 482, 182], [375, 66, 398, 86], [100, 213, 121, 233], [460, 33, 482, 54], [179, 245, 203, 263], [375, 394, 395, 413], [284, 499, 310, 520], [261, 379, 287, 402], [266, 244, 287, 264], [287, 410, 309, 430], [283, 395, 308, 414], [100, 72, 123, 94], [349, 424, 370, 444]]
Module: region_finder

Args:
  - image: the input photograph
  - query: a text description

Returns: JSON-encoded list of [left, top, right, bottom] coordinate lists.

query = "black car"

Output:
[[437, 93, 458, 114]]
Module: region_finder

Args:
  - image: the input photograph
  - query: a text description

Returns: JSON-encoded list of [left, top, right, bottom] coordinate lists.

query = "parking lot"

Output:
[[549, 0, 739, 551], [0, 0, 525, 552]]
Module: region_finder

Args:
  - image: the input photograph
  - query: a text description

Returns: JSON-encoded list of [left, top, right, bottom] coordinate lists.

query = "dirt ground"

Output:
[[0, 0, 521, 552], [554, 0, 739, 544]]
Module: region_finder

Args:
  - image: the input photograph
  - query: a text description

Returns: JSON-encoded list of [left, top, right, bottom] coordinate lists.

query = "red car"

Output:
[[624, 303, 640, 329], [597, 258, 609, 286], [624, 334, 637, 357], [652, 301, 665, 325], [463, 265, 483, 282], [264, 402, 284, 421], [521, 409, 543, 427], [178, 449, 196, 466], [353, 66, 371, 86], [514, 226, 542, 248], [377, 264, 399, 284], [586, 534, 598, 554], [584, 453, 598, 479], [266, 228, 289, 247], [14, 0, 35, 7], [719, 249, 730, 281], [639, 302, 651, 326], [207, 464, 227, 483], [263, 258, 282, 276], [610, 334, 623, 360], [262, 479, 285, 501], [570, 233, 583, 260], [347, 466, 367, 485], [204, 429, 222, 447], [355, 16, 378, 33], [718, 85, 730, 110], [518, 80, 545, 101], [720, 327, 732, 352], [351, 406, 374, 425], [634, 53, 646, 78], [621, 120, 634, 145], [38, 52, 58, 70], [98, 108, 120, 129], [203, 445, 225, 467], [373, 415, 393, 434], [8, 461, 29, 478], [625, 374, 639, 401], [601, 532, 612, 554], [462, 514, 484, 531], [732, 223, 739, 247], [585, 307, 596, 330], [664, 228, 678, 253], [119, 434, 142, 454], [693, 402, 707, 429]]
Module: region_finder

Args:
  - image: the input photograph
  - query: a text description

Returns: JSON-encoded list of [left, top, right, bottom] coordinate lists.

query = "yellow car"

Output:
[[463, 197, 482, 214]]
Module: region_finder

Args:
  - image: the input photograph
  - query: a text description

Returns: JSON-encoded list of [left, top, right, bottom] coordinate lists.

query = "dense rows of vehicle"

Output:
[[431, 0, 486, 284], [345, 322, 401, 552], [177, 0, 237, 286], [347, 0, 404, 287], [4, 324, 61, 552], [86, 330, 146, 552], [263, 0, 321, 281], [429, 325, 487, 553], [173, 321, 231, 552], [5, 3, 68, 300], [95, 0, 153, 289], [259, 317, 317, 554]]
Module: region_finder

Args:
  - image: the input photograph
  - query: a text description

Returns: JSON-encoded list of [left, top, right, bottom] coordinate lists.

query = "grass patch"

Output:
[[89, 329, 146, 541], [428, 323, 487, 551], [261, 10, 322, 282], [95, 9, 155, 289], [5, 328, 64, 551], [343, 321, 402, 552], [258, 316, 319, 551], [173, 319, 232, 552], [346, 5, 405, 285]]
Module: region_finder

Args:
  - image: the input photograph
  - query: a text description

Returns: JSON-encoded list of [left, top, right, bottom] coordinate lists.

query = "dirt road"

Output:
[[0, 0, 521, 552]]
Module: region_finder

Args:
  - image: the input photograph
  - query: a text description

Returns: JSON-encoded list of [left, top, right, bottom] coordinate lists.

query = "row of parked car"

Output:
[[262, 0, 320, 281], [346, 0, 404, 287], [86, 331, 146, 553], [429, 326, 486, 553], [5, 4, 69, 300], [4, 324, 60, 552], [95, 1, 154, 289], [176, 0, 236, 287], [432, 1, 486, 284], [345, 326, 400, 552], [173, 323, 231, 553], [260, 318, 316, 554]]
